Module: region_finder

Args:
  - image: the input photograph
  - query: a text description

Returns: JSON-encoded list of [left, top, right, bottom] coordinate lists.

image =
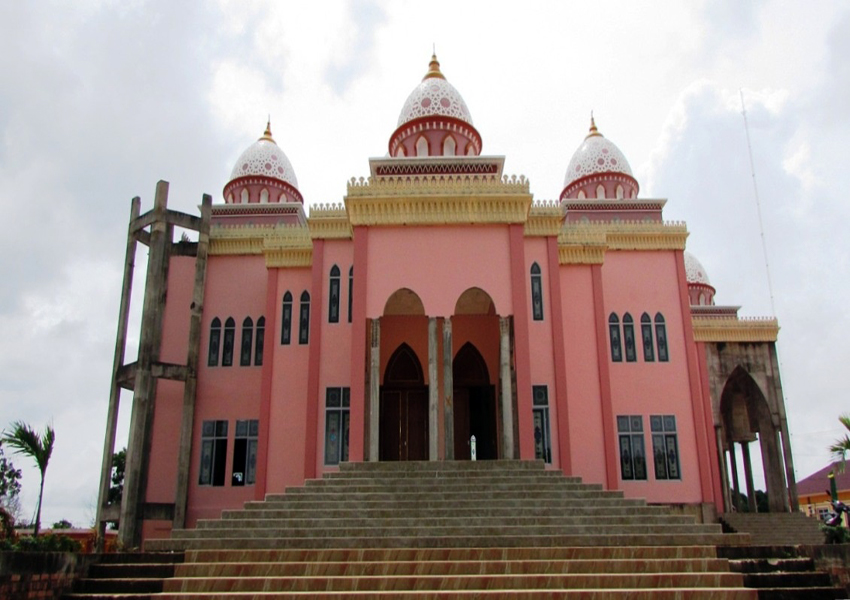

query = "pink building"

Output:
[[96, 56, 799, 548]]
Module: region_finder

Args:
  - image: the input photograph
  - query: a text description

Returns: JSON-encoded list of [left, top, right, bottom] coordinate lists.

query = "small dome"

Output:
[[397, 55, 473, 127], [563, 117, 633, 188], [229, 122, 298, 188], [684, 251, 711, 285]]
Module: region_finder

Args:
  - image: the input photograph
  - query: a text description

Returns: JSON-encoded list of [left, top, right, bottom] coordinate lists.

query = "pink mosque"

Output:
[[97, 56, 799, 547]]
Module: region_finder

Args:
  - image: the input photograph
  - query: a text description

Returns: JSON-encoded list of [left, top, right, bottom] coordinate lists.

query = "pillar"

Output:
[[716, 427, 732, 513], [442, 318, 454, 460], [742, 442, 757, 512], [369, 318, 380, 461], [428, 317, 439, 461], [499, 317, 515, 458], [729, 442, 741, 512]]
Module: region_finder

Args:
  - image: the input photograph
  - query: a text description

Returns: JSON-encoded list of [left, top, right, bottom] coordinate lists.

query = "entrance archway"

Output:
[[453, 342, 498, 460], [380, 343, 429, 461]]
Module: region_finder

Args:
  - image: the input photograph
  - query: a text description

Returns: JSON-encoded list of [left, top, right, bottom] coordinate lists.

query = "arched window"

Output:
[[259, 188, 269, 204], [227, 193, 233, 204], [281, 292, 292, 345], [699, 292, 706, 306], [641, 312, 654, 362], [254, 317, 265, 366], [395, 146, 405, 157], [623, 313, 636, 362], [240, 188, 249, 204], [466, 143, 474, 156], [577, 190, 586, 200], [530, 263, 543, 321], [596, 184, 605, 199], [608, 313, 622, 362], [299, 291, 311, 345], [348, 266, 353, 323], [655, 313, 669, 361], [416, 136, 429, 157], [442, 135, 456, 156], [616, 184, 624, 199], [222, 317, 235, 366], [240, 317, 254, 366], [328, 265, 340, 323], [208, 317, 222, 366]]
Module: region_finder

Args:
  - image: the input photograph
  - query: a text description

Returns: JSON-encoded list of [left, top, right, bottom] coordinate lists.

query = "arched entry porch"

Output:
[[380, 344, 429, 461], [453, 342, 497, 460]]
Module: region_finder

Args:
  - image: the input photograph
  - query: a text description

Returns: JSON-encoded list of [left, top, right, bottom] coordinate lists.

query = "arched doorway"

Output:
[[380, 343, 429, 461], [453, 342, 498, 460]]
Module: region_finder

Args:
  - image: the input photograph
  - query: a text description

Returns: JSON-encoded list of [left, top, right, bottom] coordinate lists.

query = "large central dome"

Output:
[[397, 55, 473, 127]]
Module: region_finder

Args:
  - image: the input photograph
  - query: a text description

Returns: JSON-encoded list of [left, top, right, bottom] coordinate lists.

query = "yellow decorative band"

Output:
[[691, 317, 779, 342], [345, 194, 532, 226]]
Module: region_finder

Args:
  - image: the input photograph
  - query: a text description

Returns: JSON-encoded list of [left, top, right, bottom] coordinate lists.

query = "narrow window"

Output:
[[222, 317, 235, 366], [596, 184, 605, 199], [530, 263, 544, 321], [259, 188, 269, 203], [254, 316, 265, 366], [442, 135, 456, 156], [199, 420, 228, 486], [299, 291, 310, 345], [416, 136, 428, 157], [328, 265, 340, 323], [623, 313, 636, 362], [608, 313, 622, 362], [651, 415, 680, 480], [617, 415, 647, 481], [532, 385, 552, 464], [577, 190, 586, 200], [655, 313, 669, 362], [324, 387, 350, 465], [208, 317, 221, 366], [232, 419, 259, 486], [347, 266, 353, 323], [281, 292, 292, 345], [641, 313, 654, 362], [616, 184, 624, 199], [240, 188, 249, 204], [240, 317, 253, 366]]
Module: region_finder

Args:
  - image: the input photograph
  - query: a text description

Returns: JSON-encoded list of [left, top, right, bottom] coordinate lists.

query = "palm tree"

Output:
[[1, 422, 54, 537], [829, 414, 850, 470]]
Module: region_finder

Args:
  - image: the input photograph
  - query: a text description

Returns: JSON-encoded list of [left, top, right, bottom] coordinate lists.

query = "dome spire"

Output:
[[260, 117, 276, 144], [587, 112, 601, 138], [423, 52, 445, 81]]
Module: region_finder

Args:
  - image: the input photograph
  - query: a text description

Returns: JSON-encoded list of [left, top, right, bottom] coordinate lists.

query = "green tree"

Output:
[[829, 414, 850, 469], [0, 441, 22, 517], [1, 422, 55, 537], [107, 448, 125, 505]]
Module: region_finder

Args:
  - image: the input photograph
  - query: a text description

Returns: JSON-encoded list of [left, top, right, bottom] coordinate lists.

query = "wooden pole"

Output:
[[95, 197, 141, 551], [173, 194, 212, 529]]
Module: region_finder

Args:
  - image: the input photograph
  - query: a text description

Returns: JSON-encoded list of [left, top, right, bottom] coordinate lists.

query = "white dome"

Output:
[[564, 124, 633, 188], [229, 126, 298, 188], [397, 56, 473, 128], [684, 251, 711, 285]]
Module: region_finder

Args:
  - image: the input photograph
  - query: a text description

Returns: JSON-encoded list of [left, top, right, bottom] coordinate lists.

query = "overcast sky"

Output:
[[1, 1, 847, 527]]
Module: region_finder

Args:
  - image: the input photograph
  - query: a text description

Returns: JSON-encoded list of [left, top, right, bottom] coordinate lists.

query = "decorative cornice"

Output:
[[308, 203, 352, 239], [524, 201, 563, 237], [692, 317, 779, 342], [558, 245, 607, 264], [558, 221, 688, 251], [209, 223, 313, 268], [344, 174, 532, 226]]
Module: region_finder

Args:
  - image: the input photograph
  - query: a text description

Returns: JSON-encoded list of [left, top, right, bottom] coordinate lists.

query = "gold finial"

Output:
[[424, 52, 445, 81], [586, 111, 602, 138], [260, 117, 277, 144]]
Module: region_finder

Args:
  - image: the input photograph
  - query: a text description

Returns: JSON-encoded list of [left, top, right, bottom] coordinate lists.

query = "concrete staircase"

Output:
[[62, 552, 184, 599], [719, 512, 825, 546], [100, 460, 758, 597]]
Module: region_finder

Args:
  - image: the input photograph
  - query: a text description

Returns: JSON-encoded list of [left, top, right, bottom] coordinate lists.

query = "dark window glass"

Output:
[[608, 313, 622, 362], [324, 387, 350, 465], [530, 263, 544, 321], [329, 265, 340, 323], [532, 385, 551, 464], [232, 419, 259, 486], [651, 414, 680, 479], [281, 292, 292, 345], [222, 318, 235, 366], [623, 313, 636, 362], [617, 415, 646, 480], [240, 317, 253, 366], [208, 317, 221, 366], [641, 313, 654, 362], [199, 420, 228, 486], [655, 313, 669, 362], [254, 317, 265, 366], [348, 266, 353, 324], [299, 291, 310, 345]]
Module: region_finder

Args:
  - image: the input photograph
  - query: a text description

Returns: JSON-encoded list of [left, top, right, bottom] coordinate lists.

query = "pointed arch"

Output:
[[254, 316, 265, 365], [623, 312, 636, 362], [416, 135, 429, 157], [383, 288, 425, 316], [240, 316, 254, 366], [454, 287, 495, 316], [384, 343, 425, 386], [281, 291, 293, 345], [453, 342, 490, 386], [608, 313, 622, 362], [208, 317, 222, 366], [328, 264, 340, 323], [222, 317, 236, 366], [596, 184, 605, 199], [640, 312, 654, 361], [442, 135, 456, 156], [259, 188, 269, 203], [299, 291, 311, 344], [530, 262, 543, 321], [654, 312, 668, 361], [240, 188, 249, 204]]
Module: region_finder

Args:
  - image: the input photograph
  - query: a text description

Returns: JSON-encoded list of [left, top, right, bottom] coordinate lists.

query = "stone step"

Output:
[[335, 460, 547, 472], [127, 590, 759, 599], [323, 469, 573, 480], [199, 514, 697, 530], [88, 562, 178, 579], [248, 496, 645, 511], [74, 577, 165, 594], [266, 489, 628, 502], [295, 480, 600, 492], [173, 557, 731, 578]]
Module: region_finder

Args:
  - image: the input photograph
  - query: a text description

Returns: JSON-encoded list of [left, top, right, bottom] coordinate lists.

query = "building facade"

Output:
[[96, 56, 799, 548]]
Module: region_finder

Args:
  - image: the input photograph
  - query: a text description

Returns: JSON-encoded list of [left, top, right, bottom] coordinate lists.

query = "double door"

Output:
[[379, 388, 429, 461]]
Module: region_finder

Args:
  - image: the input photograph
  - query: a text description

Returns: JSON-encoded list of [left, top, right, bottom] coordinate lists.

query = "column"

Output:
[[428, 317, 439, 461], [729, 442, 741, 512], [442, 318, 454, 460], [369, 318, 380, 461], [742, 442, 757, 512], [499, 317, 515, 458], [716, 427, 732, 513]]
